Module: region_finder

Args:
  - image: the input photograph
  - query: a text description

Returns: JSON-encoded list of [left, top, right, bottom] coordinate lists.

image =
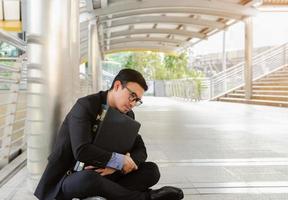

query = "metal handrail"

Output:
[[13, 117, 26, 124], [0, 55, 27, 167], [0, 91, 16, 94], [11, 135, 25, 146], [211, 43, 288, 79], [0, 114, 10, 119], [12, 127, 25, 135], [0, 78, 19, 84], [210, 43, 288, 79], [14, 108, 27, 113], [79, 72, 93, 95], [0, 64, 20, 72], [0, 30, 26, 51], [0, 57, 19, 61], [164, 77, 210, 101], [0, 125, 5, 131], [163, 42, 288, 100], [0, 102, 11, 106], [209, 42, 288, 99]]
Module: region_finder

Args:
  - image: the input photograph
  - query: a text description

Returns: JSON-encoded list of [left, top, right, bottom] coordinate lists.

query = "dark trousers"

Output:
[[59, 162, 160, 200]]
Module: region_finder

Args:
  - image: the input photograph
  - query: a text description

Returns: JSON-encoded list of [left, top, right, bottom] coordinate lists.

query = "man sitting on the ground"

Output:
[[34, 69, 184, 200]]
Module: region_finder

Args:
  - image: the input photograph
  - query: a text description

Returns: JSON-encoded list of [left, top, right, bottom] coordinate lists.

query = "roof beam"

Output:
[[104, 16, 226, 29], [107, 41, 178, 48], [94, 0, 258, 17], [100, 0, 110, 50], [107, 28, 206, 39], [107, 37, 184, 46], [105, 44, 177, 54], [99, 8, 244, 22]]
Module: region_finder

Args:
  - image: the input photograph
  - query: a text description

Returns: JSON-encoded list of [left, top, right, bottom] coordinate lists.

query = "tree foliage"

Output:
[[105, 51, 204, 80]]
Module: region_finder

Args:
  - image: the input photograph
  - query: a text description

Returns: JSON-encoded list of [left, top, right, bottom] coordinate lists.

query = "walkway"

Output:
[[1, 97, 288, 200]]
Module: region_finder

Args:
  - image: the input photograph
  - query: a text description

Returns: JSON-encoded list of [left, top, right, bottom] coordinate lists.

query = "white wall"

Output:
[[3, 0, 20, 20]]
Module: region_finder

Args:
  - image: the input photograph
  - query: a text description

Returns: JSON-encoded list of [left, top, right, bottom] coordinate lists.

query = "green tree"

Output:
[[105, 52, 131, 65], [106, 51, 204, 81], [124, 51, 164, 80], [163, 52, 188, 79]]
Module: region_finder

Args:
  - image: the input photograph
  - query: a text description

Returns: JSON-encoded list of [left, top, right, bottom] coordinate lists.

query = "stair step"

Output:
[[253, 85, 288, 90], [271, 70, 288, 73], [227, 93, 288, 101], [218, 97, 288, 107], [235, 90, 288, 96], [261, 77, 288, 81], [267, 74, 288, 78], [253, 94, 288, 101], [227, 93, 244, 98], [216, 65, 288, 107], [269, 73, 288, 76], [253, 82, 288, 86]]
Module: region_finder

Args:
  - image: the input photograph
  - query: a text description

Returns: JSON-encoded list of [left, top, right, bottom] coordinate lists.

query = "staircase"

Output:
[[217, 65, 288, 107]]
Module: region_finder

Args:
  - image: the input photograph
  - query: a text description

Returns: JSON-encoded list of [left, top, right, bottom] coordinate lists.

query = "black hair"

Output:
[[109, 68, 148, 91]]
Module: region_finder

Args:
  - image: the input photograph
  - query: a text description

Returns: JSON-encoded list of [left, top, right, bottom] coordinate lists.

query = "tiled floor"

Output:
[[1, 97, 288, 199]]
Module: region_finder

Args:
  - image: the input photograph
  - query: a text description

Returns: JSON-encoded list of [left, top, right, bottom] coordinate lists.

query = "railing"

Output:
[[0, 56, 27, 168], [102, 60, 122, 76], [210, 42, 288, 99], [164, 43, 288, 101], [78, 69, 117, 96], [0, 30, 26, 52], [102, 70, 116, 90], [78, 60, 121, 96], [164, 77, 210, 101], [79, 72, 93, 96]]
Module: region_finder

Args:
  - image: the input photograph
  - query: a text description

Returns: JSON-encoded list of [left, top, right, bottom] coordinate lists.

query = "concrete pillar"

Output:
[[222, 31, 227, 91], [222, 31, 227, 72], [88, 21, 102, 93], [244, 17, 253, 99], [284, 43, 287, 65], [25, 0, 79, 192], [69, 0, 80, 101]]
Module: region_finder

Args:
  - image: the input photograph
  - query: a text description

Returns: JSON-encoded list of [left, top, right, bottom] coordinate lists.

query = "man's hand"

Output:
[[95, 167, 116, 176], [84, 166, 116, 176], [122, 153, 138, 174]]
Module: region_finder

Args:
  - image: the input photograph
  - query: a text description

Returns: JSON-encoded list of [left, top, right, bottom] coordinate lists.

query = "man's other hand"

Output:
[[95, 167, 116, 176], [122, 153, 138, 174], [85, 166, 116, 176]]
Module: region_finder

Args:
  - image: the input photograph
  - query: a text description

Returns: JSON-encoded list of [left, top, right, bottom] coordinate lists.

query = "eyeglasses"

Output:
[[124, 86, 143, 106]]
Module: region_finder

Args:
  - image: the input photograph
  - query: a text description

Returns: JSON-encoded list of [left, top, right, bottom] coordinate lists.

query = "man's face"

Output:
[[113, 81, 144, 113]]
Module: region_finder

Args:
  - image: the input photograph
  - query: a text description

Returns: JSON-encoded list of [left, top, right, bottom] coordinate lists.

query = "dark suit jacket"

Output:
[[34, 90, 147, 200]]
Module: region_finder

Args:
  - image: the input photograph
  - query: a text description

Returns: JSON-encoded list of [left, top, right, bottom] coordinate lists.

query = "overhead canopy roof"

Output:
[[259, 0, 288, 11], [80, 0, 259, 56], [1, 0, 286, 58], [262, 0, 288, 5]]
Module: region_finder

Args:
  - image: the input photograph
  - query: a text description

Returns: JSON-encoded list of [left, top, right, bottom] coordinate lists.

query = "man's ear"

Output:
[[113, 80, 122, 91]]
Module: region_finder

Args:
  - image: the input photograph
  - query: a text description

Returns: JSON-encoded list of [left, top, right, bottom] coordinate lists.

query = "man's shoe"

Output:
[[149, 186, 184, 200]]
